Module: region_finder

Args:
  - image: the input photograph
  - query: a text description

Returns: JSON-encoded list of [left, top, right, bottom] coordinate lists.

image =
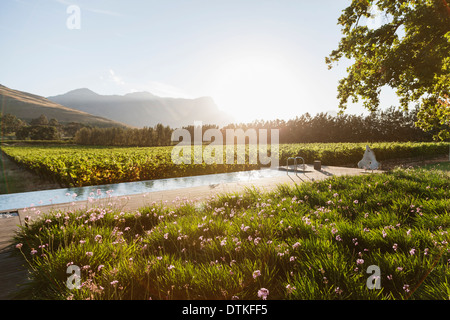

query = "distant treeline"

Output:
[[74, 106, 444, 146], [74, 124, 174, 146], [225, 106, 438, 143], [0, 113, 87, 140]]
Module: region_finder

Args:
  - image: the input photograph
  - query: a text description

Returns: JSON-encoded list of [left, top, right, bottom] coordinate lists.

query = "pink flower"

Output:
[[356, 259, 364, 265], [86, 251, 93, 257], [253, 270, 261, 279], [292, 242, 301, 249], [286, 284, 296, 294], [15, 243, 23, 249], [168, 265, 175, 271], [409, 248, 416, 256], [257, 288, 269, 300]]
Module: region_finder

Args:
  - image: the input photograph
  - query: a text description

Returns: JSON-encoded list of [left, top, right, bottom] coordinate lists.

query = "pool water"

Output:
[[0, 169, 286, 212]]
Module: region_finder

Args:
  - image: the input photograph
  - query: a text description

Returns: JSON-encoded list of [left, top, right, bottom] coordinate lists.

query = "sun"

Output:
[[211, 54, 304, 123]]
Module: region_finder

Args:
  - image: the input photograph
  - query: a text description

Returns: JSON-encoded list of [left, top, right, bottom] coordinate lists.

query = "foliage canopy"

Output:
[[326, 0, 450, 140]]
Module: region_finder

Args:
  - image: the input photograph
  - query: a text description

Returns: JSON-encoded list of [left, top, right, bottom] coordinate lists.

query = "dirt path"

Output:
[[0, 151, 61, 194]]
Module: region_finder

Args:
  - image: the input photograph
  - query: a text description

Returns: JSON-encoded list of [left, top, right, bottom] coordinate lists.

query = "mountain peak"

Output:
[[65, 88, 99, 97], [124, 91, 157, 100]]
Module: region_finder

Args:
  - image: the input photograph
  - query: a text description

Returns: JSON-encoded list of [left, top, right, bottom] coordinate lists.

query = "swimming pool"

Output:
[[0, 169, 286, 212]]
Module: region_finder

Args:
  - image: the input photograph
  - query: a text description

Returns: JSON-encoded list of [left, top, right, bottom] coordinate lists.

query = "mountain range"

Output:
[[47, 88, 234, 128], [0, 85, 126, 128]]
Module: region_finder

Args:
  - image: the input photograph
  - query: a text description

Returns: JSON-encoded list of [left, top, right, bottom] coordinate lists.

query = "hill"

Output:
[[47, 88, 234, 128], [0, 85, 128, 128]]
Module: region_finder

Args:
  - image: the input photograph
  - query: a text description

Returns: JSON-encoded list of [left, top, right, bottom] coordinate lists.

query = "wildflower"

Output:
[[30, 249, 37, 255], [403, 284, 410, 293], [409, 248, 416, 256], [387, 275, 393, 280], [356, 259, 364, 265], [253, 270, 261, 279], [292, 242, 301, 249], [335, 287, 343, 294], [406, 229, 411, 236], [333, 193, 339, 198], [290, 256, 296, 262], [94, 235, 103, 243], [168, 265, 175, 271], [286, 284, 296, 294], [424, 248, 429, 255], [164, 233, 169, 239], [335, 235, 342, 241], [220, 239, 227, 246], [393, 243, 398, 251], [257, 288, 269, 300], [353, 200, 359, 204], [15, 243, 23, 249], [98, 265, 105, 271], [110, 280, 119, 286], [86, 252, 93, 257], [396, 267, 403, 272]]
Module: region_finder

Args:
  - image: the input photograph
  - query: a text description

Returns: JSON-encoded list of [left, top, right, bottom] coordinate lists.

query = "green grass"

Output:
[[420, 161, 450, 171], [12, 166, 450, 300]]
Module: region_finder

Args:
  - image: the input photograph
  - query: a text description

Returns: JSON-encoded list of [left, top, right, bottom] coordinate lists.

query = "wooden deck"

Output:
[[0, 214, 28, 300]]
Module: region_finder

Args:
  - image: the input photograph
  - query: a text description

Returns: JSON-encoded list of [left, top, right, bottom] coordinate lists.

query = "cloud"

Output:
[[109, 69, 125, 86]]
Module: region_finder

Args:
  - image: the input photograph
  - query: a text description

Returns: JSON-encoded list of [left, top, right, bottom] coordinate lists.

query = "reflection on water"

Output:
[[0, 169, 285, 211]]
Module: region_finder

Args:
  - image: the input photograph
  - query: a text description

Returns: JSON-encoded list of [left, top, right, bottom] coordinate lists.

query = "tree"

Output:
[[0, 113, 25, 134], [30, 114, 49, 126], [326, 0, 450, 140], [29, 125, 60, 140]]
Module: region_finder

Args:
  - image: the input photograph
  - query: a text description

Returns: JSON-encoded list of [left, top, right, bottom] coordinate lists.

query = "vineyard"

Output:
[[1, 142, 448, 187]]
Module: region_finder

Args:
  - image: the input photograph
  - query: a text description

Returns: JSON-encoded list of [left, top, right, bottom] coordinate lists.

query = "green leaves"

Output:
[[328, 0, 450, 140]]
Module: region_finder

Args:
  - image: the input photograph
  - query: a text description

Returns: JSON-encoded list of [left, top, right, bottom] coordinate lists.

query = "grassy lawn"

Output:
[[421, 161, 450, 171], [12, 166, 450, 300]]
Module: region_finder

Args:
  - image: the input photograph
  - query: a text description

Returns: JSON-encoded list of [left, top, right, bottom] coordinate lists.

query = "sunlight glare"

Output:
[[211, 55, 304, 123]]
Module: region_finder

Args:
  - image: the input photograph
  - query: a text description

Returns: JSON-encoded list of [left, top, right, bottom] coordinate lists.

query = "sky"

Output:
[[0, 0, 401, 123]]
